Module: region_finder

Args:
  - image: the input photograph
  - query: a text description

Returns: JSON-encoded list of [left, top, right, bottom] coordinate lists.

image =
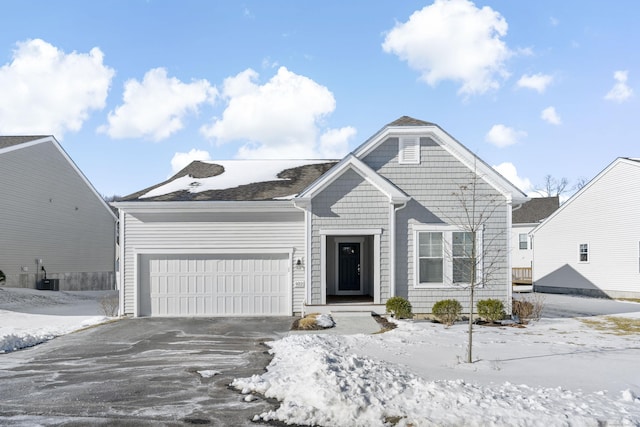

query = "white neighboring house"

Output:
[[511, 197, 559, 269], [531, 158, 640, 298]]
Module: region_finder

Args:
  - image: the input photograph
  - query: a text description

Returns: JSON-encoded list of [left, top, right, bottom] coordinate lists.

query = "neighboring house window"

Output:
[[399, 137, 420, 164], [518, 233, 528, 250], [415, 226, 480, 287], [579, 243, 589, 263]]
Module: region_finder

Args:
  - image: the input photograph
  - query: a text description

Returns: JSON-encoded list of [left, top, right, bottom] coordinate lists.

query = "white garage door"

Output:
[[139, 254, 290, 316]]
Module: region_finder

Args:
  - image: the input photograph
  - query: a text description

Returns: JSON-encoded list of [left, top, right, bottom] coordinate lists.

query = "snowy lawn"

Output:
[[0, 287, 112, 353], [233, 313, 640, 426]]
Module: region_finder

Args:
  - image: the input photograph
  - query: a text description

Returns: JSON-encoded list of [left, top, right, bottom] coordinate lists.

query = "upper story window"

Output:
[[518, 233, 528, 250], [399, 136, 420, 164], [579, 243, 589, 263]]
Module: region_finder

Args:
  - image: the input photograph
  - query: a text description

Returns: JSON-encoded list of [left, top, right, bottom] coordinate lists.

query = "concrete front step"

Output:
[[303, 303, 386, 316]]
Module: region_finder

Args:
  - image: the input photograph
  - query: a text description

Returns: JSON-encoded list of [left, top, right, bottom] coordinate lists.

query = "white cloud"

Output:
[[485, 124, 526, 148], [0, 39, 114, 138], [604, 70, 633, 103], [516, 73, 553, 93], [382, 0, 511, 96], [549, 17, 559, 27], [493, 162, 533, 194], [100, 67, 216, 141], [170, 149, 212, 174], [541, 106, 561, 125], [318, 127, 357, 159], [201, 66, 354, 159]]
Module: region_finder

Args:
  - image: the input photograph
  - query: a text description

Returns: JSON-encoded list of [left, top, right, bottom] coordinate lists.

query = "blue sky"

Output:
[[1, 0, 637, 197]]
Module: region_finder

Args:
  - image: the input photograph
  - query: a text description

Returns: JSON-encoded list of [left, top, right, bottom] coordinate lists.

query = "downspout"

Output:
[[506, 198, 513, 313], [293, 200, 310, 317], [118, 208, 125, 317], [389, 199, 409, 298]]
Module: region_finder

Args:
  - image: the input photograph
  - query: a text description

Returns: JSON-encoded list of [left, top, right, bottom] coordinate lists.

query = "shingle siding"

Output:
[[310, 169, 390, 304], [121, 211, 305, 315], [0, 140, 116, 290], [363, 136, 510, 313]]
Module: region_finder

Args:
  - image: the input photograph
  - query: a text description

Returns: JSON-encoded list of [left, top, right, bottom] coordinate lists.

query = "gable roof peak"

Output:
[[386, 116, 436, 127]]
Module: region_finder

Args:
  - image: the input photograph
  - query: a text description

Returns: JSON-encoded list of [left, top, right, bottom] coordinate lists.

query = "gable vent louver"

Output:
[[399, 137, 420, 164]]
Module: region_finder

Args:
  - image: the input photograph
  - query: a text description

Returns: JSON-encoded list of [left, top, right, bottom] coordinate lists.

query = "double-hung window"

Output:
[[518, 233, 528, 250], [418, 232, 444, 283], [452, 231, 474, 283], [415, 225, 480, 287], [579, 243, 589, 263]]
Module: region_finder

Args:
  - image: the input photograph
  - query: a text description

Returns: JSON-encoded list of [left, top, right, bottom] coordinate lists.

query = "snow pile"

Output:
[[197, 369, 221, 378], [0, 288, 111, 353], [233, 321, 640, 426], [314, 313, 335, 328]]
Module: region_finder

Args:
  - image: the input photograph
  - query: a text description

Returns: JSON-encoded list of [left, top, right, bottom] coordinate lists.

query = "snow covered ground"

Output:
[[233, 312, 640, 426], [0, 287, 111, 353], [2, 287, 640, 426]]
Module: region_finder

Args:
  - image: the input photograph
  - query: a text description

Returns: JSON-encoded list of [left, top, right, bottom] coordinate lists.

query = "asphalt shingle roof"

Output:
[[121, 160, 338, 202], [0, 136, 50, 150], [512, 196, 560, 224]]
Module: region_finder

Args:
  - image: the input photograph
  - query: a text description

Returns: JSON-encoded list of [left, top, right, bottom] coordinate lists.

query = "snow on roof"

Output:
[[139, 159, 332, 199]]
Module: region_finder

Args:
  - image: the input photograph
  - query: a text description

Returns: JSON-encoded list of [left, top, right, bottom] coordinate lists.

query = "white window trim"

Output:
[[399, 136, 420, 165], [413, 224, 483, 289], [518, 233, 528, 250], [578, 242, 590, 264]]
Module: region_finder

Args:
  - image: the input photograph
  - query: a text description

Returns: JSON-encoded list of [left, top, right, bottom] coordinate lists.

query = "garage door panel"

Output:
[[140, 253, 290, 316]]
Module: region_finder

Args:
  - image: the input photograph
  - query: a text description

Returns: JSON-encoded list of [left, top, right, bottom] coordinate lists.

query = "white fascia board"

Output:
[[531, 157, 637, 236], [353, 124, 528, 204], [112, 200, 298, 214], [296, 154, 410, 205], [2, 136, 118, 221]]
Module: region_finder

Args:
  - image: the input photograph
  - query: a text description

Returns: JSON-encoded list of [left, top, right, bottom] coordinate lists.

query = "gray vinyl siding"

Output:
[[363, 136, 510, 313], [0, 141, 116, 290], [121, 210, 305, 315], [309, 169, 390, 304], [533, 160, 640, 297]]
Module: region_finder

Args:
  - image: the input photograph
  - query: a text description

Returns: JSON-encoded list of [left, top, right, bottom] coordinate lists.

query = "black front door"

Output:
[[338, 242, 361, 292]]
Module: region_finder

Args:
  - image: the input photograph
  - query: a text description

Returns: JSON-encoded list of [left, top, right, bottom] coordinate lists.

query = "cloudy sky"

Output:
[[1, 0, 637, 197]]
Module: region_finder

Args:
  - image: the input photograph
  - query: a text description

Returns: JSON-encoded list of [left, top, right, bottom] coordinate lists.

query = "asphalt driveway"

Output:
[[0, 317, 292, 426]]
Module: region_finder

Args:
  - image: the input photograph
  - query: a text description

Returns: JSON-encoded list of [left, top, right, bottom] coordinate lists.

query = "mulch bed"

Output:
[[290, 318, 331, 331]]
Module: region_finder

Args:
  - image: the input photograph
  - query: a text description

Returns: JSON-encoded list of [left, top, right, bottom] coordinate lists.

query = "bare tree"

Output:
[[534, 175, 569, 197], [572, 177, 589, 192], [441, 170, 505, 363]]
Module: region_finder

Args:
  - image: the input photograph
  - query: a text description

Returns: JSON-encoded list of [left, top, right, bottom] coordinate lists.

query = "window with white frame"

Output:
[[518, 233, 528, 250], [579, 243, 589, 263], [415, 226, 480, 287], [452, 231, 474, 283], [418, 232, 444, 283], [399, 136, 420, 164]]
